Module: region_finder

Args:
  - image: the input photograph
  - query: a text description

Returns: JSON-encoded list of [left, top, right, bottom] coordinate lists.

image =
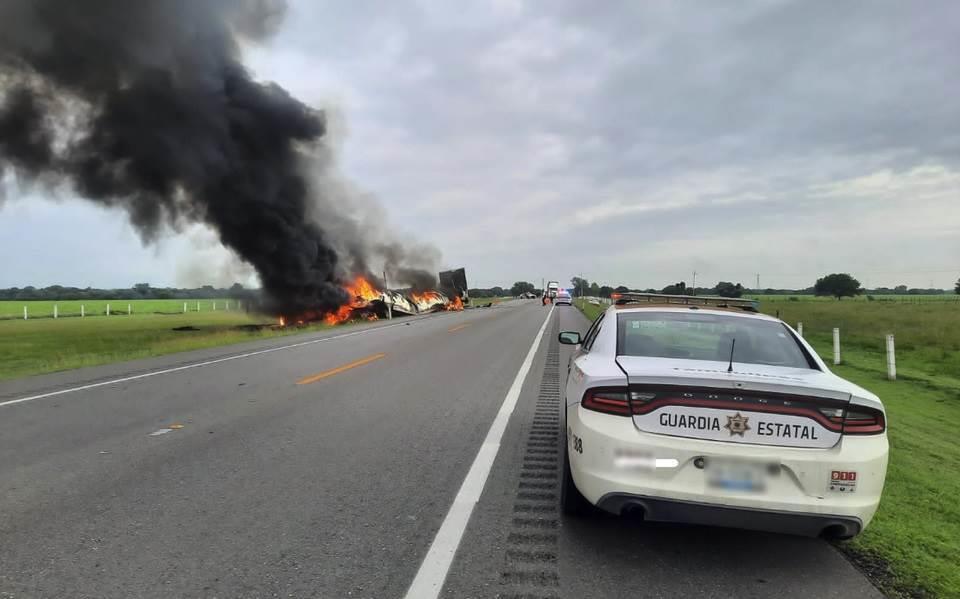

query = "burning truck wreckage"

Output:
[[281, 268, 469, 327], [0, 0, 474, 332]]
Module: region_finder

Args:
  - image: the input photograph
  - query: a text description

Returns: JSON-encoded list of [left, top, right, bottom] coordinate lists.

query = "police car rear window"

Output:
[[616, 312, 813, 369]]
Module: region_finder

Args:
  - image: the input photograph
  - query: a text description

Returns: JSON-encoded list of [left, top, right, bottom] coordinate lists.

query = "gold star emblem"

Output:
[[725, 413, 751, 437]]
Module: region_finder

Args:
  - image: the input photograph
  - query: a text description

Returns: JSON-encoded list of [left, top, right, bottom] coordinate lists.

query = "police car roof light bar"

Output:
[[611, 292, 759, 311]]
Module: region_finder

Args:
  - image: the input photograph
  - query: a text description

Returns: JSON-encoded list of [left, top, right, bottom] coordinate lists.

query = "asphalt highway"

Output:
[[0, 301, 881, 598]]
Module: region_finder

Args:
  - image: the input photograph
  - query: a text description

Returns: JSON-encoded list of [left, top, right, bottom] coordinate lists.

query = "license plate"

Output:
[[706, 458, 770, 492]]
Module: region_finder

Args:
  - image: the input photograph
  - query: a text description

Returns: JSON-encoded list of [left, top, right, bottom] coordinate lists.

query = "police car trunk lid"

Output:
[[615, 356, 851, 449]]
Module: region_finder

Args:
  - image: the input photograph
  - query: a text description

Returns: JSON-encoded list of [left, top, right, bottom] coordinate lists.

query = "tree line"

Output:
[[8, 276, 957, 302], [479, 275, 960, 300], [0, 283, 254, 301]]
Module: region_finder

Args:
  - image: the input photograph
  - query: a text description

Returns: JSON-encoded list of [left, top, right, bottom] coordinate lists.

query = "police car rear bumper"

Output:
[[567, 406, 888, 535], [595, 493, 863, 539]]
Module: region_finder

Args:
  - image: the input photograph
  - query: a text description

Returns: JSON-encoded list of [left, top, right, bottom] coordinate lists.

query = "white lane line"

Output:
[[0, 320, 418, 409], [403, 306, 554, 599]]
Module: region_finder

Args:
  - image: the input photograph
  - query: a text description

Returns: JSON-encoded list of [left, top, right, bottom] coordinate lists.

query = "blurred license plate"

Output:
[[706, 458, 769, 492]]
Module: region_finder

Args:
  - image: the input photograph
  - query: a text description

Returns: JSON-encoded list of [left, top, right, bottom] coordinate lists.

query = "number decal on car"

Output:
[[570, 432, 583, 454]]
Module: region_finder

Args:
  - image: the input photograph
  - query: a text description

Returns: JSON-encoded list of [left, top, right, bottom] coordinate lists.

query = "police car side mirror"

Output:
[[558, 331, 581, 345]]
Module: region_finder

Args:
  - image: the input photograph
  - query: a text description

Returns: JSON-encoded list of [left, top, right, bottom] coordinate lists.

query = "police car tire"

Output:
[[561, 442, 592, 517]]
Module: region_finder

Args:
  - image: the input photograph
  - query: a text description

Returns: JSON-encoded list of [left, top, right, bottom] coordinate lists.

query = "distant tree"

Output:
[[570, 277, 589, 296], [133, 283, 152, 296], [227, 283, 247, 300], [491, 286, 505, 297], [713, 282, 744, 298], [598, 285, 614, 298], [894, 285, 908, 294], [510, 281, 535, 296], [814, 273, 862, 300], [955, 279, 960, 294], [661, 281, 689, 295], [589, 282, 600, 296], [614, 285, 630, 293]]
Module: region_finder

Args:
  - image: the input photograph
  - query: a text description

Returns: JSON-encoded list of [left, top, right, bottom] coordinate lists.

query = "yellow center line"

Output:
[[296, 353, 387, 385], [448, 323, 471, 333]]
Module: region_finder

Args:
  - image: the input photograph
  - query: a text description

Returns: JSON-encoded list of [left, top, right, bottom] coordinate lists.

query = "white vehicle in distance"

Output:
[[558, 293, 888, 539], [546, 281, 560, 299], [555, 289, 572, 306]]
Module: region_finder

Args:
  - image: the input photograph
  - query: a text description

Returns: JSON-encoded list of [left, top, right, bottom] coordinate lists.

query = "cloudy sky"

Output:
[[2, 0, 958, 290]]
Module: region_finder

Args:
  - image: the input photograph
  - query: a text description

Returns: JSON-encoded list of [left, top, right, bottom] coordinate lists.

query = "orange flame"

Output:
[[279, 316, 286, 327], [323, 275, 383, 325], [447, 296, 464, 311], [410, 290, 443, 304]]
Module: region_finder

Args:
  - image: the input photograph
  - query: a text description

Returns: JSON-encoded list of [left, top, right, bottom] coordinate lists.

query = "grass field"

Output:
[[0, 295, 505, 381], [0, 298, 237, 320], [574, 297, 960, 598], [749, 294, 960, 303], [573, 298, 606, 322], [0, 311, 331, 381]]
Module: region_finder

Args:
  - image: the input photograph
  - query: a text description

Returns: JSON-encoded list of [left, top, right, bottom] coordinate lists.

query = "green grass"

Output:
[[573, 298, 606, 322], [805, 338, 960, 598], [0, 294, 508, 380], [0, 312, 332, 381], [761, 299, 960, 387], [575, 297, 960, 597], [0, 299, 237, 320], [750, 294, 960, 303]]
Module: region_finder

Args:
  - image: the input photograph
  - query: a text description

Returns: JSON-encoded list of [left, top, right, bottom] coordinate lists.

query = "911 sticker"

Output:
[[829, 470, 858, 493]]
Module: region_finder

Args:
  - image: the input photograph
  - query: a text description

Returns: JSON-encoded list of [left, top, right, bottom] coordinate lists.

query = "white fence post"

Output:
[[833, 328, 841, 365], [107, 303, 111, 316], [81, 304, 85, 318], [183, 302, 187, 313], [196, 301, 200, 312], [226, 300, 230, 311], [127, 303, 132, 315], [797, 322, 803, 337], [886, 334, 896, 380], [54, 304, 58, 319], [212, 301, 216, 311], [23, 305, 28, 320]]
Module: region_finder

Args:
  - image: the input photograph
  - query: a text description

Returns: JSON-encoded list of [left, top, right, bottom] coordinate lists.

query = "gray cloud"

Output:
[[2, 0, 958, 290]]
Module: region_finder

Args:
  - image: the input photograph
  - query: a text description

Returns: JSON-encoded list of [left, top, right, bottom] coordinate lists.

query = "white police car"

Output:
[[558, 293, 888, 539]]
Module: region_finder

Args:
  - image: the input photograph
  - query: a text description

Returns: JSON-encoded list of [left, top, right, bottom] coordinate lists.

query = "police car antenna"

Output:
[[727, 338, 736, 373]]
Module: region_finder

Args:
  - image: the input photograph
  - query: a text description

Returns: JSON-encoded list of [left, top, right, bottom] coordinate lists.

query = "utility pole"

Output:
[[756, 273, 760, 292], [383, 270, 392, 320], [692, 271, 697, 296]]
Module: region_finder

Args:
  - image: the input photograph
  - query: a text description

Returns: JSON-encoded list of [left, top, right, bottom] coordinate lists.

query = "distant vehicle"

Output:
[[555, 289, 572, 305], [557, 293, 888, 539], [588, 297, 601, 305], [546, 281, 559, 298]]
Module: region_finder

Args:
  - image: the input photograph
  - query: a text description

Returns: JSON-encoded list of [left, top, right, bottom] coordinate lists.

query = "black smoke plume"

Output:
[[0, 0, 437, 315]]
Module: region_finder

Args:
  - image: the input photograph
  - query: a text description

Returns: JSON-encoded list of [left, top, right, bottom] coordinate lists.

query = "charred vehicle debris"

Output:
[[280, 268, 471, 326]]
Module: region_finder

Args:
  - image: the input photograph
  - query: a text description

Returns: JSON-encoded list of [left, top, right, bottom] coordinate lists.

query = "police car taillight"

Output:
[[841, 407, 886, 435], [817, 405, 885, 434], [582, 387, 631, 416]]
